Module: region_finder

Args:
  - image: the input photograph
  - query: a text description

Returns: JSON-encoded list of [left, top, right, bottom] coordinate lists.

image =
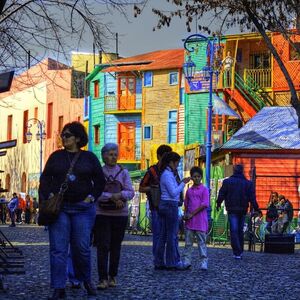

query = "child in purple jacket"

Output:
[[182, 166, 209, 270]]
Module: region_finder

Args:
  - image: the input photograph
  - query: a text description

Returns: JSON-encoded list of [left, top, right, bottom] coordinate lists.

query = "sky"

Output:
[[79, 0, 238, 59]]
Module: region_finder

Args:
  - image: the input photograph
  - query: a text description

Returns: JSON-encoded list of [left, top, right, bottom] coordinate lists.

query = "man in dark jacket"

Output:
[[216, 164, 259, 259]]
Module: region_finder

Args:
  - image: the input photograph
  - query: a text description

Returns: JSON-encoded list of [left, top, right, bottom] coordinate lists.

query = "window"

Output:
[[7, 115, 12, 140], [168, 110, 177, 143], [169, 72, 179, 85], [250, 52, 270, 69], [94, 80, 99, 98], [23, 110, 28, 143], [47, 103, 53, 138], [84, 96, 89, 119], [290, 42, 300, 60], [94, 125, 100, 145], [58, 116, 64, 134], [143, 71, 153, 87], [143, 125, 152, 140]]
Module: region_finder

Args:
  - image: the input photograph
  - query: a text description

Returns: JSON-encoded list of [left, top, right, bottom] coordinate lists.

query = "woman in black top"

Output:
[[39, 122, 105, 300]]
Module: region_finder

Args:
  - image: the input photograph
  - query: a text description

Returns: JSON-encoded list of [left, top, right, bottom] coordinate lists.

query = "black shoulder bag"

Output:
[[38, 151, 81, 226]]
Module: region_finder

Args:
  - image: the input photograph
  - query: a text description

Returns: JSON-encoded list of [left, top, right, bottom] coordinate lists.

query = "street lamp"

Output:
[[26, 118, 46, 176], [183, 33, 221, 192]]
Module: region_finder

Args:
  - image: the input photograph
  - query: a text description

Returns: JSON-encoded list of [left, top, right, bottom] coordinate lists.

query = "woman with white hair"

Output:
[[94, 143, 134, 290]]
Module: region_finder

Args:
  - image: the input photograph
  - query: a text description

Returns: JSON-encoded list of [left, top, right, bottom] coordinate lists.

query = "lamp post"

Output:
[[25, 118, 46, 176], [183, 33, 221, 192]]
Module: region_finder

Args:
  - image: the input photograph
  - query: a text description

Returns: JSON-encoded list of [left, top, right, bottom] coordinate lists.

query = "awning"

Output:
[[213, 94, 240, 118]]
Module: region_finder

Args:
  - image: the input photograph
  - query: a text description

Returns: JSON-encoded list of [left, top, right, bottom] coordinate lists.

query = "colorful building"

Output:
[[0, 58, 83, 196], [222, 106, 300, 211], [88, 49, 184, 170]]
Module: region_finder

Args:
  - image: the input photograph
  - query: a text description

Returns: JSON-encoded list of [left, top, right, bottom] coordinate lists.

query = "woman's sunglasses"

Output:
[[60, 132, 74, 139]]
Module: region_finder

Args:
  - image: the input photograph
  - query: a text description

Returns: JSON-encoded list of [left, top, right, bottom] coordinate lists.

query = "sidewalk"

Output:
[[0, 225, 299, 300]]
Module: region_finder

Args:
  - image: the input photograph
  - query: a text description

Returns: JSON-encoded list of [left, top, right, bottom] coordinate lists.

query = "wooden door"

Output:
[[118, 122, 135, 160], [118, 77, 135, 110]]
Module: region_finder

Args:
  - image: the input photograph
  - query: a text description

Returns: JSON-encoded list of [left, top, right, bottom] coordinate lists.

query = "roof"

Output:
[[102, 49, 184, 73], [222, 106, 300, 150]]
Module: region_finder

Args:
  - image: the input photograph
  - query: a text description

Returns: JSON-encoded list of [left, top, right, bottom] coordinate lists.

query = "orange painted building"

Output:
[[222, 107, 300, 213]]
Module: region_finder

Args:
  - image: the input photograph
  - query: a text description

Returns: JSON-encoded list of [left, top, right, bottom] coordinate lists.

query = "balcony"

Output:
[[244, 68, 272, 88], [104, 95, 142, 114]]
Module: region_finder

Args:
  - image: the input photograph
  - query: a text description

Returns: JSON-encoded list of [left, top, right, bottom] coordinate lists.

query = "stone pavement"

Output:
[[0, 225, 299, 300]]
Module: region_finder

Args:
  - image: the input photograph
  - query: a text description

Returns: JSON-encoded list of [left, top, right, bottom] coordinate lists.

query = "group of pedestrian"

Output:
[[37, 120, 262, 299], [39, 122, 134, 299], [266, 191, 293, 234], [139, 145, 209, 271], [2, 193, 38, 226]]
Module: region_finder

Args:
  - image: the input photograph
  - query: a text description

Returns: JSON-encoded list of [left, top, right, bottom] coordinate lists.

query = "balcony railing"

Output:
[[104, 95, 142, 112], [244, 68, 272, 88]]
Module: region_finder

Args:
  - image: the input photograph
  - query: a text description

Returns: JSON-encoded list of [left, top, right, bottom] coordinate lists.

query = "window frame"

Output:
[[169, 71, 179, 85], [143, 125, 153, 140], [94, 80, 99, 98], [94, 124, 100, 145], [143, 71, 153, 87], [167, 110, 177, 144]]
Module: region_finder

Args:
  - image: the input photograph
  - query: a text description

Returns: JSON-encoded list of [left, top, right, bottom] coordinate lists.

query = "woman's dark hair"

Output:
[[190, 166, 203, 178], [156, 144, 172, 159], [160, 151, 181, 171], [62, 121, 88, 148]]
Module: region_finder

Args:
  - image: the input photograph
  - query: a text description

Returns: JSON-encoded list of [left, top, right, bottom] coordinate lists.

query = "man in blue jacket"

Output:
[[216, 165, 259, 259], [7, 193, 18, 227]]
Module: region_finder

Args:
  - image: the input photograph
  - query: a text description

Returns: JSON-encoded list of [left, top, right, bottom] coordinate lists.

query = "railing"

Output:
[[104, 95, 118, 111], [245, 75, 273, 106], [244, 68, 272, 88], [235, 73, 265, 111], [104, 95, 142, 112]]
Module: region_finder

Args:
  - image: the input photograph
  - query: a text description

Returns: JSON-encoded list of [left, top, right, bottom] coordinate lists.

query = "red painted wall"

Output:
[[272, 33, 300, 91], [234, 153, 300, 214]]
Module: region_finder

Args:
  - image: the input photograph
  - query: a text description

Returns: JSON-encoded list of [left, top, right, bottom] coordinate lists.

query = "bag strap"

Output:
[[59, 151, 81, 194], [104, 165, 124, 181]]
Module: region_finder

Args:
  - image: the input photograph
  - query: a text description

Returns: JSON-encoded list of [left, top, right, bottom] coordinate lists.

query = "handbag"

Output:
[[99, 165, 124, 210], [38, 151, 81, 226]]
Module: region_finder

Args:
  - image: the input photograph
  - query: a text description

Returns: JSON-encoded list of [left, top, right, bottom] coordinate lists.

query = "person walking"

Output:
[[0, 194, 7, 224], [7, 193, 18, 227], [217, 164, 259, 259], [39, 121, 106, 299], [182, 166, 209, 270], [94, 143, 134, 290], [139, 144, 172, 258], [24, 194, 32, 224], [154, 151, 190, 270]]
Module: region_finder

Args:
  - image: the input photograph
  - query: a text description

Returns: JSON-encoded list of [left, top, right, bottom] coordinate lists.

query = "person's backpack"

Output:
[[99, 165, 124, 210], [148, 165, 161, 209]]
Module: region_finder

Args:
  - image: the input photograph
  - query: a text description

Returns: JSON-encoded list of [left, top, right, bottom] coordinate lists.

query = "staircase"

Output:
[[224, 73, 273, 119]]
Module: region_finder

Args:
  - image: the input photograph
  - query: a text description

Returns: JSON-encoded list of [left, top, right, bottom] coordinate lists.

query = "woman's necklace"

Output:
[[66, 151, 77, 182]]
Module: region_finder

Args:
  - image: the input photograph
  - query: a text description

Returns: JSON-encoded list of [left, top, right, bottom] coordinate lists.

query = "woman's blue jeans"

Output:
[[48, 201, 96, 289], [228, 213, 245, 256], [154, 201, 180, 268]]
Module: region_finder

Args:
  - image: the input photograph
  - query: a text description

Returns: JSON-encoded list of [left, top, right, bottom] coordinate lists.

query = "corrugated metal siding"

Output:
[[105, 73, 117, 95], [178, 104, 184, 143], [90, 72, 105, 159], [185, 93, 208, 145], [104, 114, 142, 159], [234, 155, 300, 212]]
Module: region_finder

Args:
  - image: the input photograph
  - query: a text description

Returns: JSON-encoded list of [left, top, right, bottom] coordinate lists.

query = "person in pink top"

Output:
[[182, 166, 209, 270]]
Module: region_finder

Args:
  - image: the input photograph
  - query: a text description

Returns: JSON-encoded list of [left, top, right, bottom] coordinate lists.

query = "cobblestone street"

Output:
[[0, 224, 299, 300]]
